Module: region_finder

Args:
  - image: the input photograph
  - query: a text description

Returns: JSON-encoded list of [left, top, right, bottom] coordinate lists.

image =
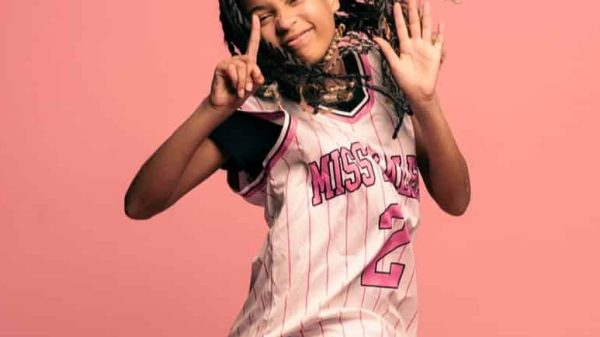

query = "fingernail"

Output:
[[246, 82, 253, 91], [238, 89, 244, 98]]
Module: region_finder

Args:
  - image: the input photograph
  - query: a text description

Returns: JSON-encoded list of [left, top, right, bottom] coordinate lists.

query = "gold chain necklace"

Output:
[[318, 23, 345, 73]]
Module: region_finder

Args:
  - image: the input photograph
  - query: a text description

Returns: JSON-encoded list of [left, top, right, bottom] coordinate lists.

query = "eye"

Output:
[[258, 14, 273, 24]]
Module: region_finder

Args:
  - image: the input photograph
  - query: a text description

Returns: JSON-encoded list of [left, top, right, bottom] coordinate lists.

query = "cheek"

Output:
[[310, 8, 336, 39], [260, 26, 280, 47], [316, 17, 336, 46]]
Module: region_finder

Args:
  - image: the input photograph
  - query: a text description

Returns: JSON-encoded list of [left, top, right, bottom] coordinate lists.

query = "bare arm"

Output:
[[124, 14, 265, 220], [372, 0, 469, 215], [410, 94, 471, 216], [124, 98, 232, 220]]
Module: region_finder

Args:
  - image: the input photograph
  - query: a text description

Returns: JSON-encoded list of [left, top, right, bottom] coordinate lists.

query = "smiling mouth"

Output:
[[284, 28, 313, 48]]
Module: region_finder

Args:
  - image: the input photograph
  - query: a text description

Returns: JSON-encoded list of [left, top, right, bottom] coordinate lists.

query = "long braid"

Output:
[[217, 0, 460, 139]]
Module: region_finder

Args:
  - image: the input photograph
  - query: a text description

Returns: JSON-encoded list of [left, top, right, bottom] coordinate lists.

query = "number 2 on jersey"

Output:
[[361, 203, 411, 289]]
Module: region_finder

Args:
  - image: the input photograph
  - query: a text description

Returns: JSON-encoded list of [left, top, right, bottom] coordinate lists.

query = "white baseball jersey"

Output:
[[225, 48, 422, 337]]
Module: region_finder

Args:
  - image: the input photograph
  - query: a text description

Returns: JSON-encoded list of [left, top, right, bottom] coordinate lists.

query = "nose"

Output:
[[275, 6, 297, 33]]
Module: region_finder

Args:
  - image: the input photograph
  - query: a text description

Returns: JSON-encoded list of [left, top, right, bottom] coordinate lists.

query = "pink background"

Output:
[[1, 0, 599, 336]]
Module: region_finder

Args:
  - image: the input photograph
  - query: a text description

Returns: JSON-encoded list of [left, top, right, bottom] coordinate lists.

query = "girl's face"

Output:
[[240, 0, 340, 65]]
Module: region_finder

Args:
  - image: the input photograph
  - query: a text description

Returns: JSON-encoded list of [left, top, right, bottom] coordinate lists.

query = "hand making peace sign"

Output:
[[373, 0, 445, 104], [208, 14, 265, 115]]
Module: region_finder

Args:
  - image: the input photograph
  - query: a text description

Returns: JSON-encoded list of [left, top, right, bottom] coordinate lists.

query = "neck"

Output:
[[320, 47, 345, 76], [330, 51, 346, 76], [323, 49, 346, 93]]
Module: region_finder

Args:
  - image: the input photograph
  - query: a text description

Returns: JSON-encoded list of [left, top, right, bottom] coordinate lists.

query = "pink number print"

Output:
[[361, 203, 411, 288]]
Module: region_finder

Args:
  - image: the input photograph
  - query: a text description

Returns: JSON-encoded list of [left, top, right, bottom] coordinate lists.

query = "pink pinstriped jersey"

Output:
[[225, 48, 422, 337]]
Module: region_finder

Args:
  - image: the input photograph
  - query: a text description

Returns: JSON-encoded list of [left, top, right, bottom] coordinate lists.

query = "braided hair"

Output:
[[218, 0, 458, 139]]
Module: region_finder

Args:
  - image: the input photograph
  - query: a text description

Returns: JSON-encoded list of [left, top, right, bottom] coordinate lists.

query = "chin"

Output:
[[296, 50, 327, 66]]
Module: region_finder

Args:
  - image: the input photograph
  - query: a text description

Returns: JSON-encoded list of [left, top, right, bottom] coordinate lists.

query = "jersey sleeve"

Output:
[[208, 110, 282, 177]]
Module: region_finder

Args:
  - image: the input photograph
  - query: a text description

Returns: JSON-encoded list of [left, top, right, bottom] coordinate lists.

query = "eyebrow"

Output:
[[248, 5, 268, 15]]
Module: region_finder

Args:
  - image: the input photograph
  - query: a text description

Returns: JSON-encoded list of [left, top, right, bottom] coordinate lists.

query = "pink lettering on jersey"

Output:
[[406, 155, 420, 199], [329, 149, 345, 197], [308, 154, 335, 206], [309, 143, 420, 207], [383, 155, 401, 184], [351, 143, 375, 186], [361, 203, 411, 289], [396, 155, 419, 199], [310, 142, 376, 206], [340, 147, 361, 192]]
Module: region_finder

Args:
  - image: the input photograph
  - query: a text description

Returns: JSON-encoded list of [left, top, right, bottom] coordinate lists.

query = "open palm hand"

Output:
[[374, 0, 445, 104]]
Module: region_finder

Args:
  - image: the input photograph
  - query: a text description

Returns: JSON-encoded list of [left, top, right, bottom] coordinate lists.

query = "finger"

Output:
[[434, 21, 445, 49], [440, 48, 446, 65], [235, 61, 247, 98], [407, 0, 421, 39], [226, 63, 239, 90], [246, 14, 261, 62], [232, 55, 254, 93], [373, 37, 399, 70], [245, 59, 254, 93], [250, 63, 264, 87], [421, 0, 432, 42], [393, 2, 410, 48]]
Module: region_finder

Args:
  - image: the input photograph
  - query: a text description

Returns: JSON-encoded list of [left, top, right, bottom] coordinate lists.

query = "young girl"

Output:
[[125, 0, 470, 336]]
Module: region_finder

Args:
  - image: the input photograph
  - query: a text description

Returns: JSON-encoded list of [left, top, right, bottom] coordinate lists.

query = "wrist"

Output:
[[408, 92, 440, 114], [407, 90, 438, 105], [406, 94, 443, 124], [199, 96, 236, 120]]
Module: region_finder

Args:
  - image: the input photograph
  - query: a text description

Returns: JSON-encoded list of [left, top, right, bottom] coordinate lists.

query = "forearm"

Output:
[[124, 97, 232, 216], [410, 95, 471, 215]]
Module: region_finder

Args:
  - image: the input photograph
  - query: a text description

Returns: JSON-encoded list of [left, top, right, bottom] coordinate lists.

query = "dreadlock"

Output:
[[218, 0, 460, 139]]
